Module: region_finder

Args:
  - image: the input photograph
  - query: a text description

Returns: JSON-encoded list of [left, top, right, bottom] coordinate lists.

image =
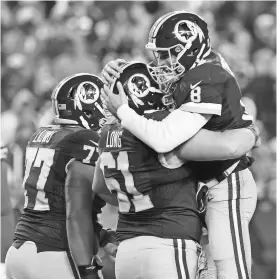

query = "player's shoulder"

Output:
[[99, 122, 120, 142], [28, 125, 73, 147], [204, 51, 235, 82], [71, 128, 99, 146], [59, 126, 98, 147], [182, 51, 231, 85], [60, 126, 99, 166]]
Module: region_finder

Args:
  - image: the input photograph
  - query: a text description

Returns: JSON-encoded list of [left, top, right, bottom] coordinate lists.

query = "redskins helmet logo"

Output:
[[77, 82, 100, 104], [127, 74, 151, 98], [74, 81, 100, 110], [173, 20, 204, 44]]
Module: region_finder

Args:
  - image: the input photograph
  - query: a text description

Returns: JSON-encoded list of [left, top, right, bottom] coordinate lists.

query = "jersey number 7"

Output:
[[100, 151, 153, 213]]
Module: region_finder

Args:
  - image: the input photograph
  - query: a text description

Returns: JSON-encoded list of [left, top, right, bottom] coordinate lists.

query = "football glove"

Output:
[[196, 182, 209, 214], [196, 182, 209, 228]]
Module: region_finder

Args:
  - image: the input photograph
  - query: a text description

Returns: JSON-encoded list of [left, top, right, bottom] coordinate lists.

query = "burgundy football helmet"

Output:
[[146, 11, 211, 93], [51, 73, 106, 130], [110, 62, 170, 115]]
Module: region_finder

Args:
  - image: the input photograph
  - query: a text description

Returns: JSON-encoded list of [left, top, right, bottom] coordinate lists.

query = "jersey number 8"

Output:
[[190, 86, 201, 103]]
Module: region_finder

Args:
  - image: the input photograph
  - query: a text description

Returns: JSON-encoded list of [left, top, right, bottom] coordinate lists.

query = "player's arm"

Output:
[[92, 158, 118, 207], [175, 125, 260, 161], [65, 161, 99, 279], [118, 104, 211, 153], [102, 82, 211, 153]]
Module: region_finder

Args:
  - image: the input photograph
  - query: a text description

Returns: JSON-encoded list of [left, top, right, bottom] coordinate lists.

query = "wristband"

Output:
[[78, 265, 96, 276], [78, 256, 103, 276]]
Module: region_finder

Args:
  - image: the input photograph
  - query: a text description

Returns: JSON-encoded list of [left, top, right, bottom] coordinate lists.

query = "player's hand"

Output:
[[101, 59, 126, 85], [99, 228, 117, 248], [101, 82, 128, 117], [103, 243, 118, 260]]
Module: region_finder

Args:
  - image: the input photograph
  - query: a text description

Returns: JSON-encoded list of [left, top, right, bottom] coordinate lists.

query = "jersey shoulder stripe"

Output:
[[179, 102, 222, 115]]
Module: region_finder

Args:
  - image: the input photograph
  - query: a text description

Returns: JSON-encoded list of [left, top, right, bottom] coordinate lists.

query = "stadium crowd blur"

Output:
[[1, 1, 276, 278]]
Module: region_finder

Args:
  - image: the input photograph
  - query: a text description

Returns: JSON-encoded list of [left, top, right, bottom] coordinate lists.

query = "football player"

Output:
[[5, 73, 107, 279], [101, 12, 259, 279], [96, 62, 258, 279]]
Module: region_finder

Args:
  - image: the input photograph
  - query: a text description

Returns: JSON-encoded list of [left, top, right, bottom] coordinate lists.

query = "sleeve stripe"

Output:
[[179, 102, 222, 116]]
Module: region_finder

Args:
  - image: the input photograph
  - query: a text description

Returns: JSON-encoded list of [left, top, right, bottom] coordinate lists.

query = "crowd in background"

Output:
[[1, 1, 276, 278]]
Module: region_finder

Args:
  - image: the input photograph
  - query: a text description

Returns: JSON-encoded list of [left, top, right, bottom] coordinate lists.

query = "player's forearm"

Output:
[[222, 128, 256, 158], [65, 162, 96, 266], [117, 104, 210, 153], [176, 129, 235, 161], [176, 128, 256, 161], [66, 213, 94, 265]]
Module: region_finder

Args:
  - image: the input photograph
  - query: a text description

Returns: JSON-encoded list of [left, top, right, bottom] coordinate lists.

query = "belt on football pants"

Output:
[[203, 161, 240, 187]]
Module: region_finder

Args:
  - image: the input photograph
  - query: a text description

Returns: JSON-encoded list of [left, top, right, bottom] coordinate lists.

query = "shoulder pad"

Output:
[[60, 129, 99, 166], [182, 63, 228, 86]]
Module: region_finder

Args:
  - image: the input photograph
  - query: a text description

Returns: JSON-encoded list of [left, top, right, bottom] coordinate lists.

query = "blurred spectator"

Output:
[[1, 89, 37, 145]]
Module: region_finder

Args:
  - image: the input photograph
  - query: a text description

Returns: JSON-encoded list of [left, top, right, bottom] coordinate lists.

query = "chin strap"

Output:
[[79, 116, 91, 129]]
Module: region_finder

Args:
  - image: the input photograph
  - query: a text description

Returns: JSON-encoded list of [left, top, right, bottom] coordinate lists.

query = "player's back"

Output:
[[99, 112, 201, 243], [14, 125, 99, 251], [173, 51, 254, 180]]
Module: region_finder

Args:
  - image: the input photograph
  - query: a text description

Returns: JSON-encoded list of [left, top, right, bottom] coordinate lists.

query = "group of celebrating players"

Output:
[[4, 11, 260, 279]]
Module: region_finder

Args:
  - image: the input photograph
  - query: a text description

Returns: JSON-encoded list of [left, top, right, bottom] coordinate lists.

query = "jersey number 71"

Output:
[[100, 151, 153, 213]]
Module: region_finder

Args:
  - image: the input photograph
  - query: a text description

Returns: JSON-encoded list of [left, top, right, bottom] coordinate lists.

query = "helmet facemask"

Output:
[[147, 46, 186, 94]]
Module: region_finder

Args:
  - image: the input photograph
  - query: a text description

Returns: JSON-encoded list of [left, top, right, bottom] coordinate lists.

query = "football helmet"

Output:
[[110, 62, 168, 115], [51, 73, 106, 130], [146, 11, 211, 93]]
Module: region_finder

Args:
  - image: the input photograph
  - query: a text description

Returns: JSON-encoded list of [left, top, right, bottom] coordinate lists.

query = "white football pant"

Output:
[[115, 235, 202, 279], [204, 168, 257, 279], [5, 241, 80, 279]]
